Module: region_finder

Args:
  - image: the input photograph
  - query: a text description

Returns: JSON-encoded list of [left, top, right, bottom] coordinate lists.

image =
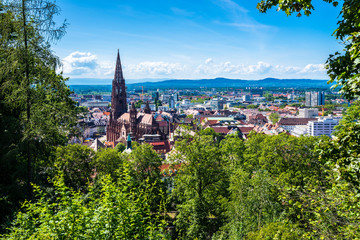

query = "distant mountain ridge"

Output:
[[127, 77, 332, 89], [69, 77, 334, 91]]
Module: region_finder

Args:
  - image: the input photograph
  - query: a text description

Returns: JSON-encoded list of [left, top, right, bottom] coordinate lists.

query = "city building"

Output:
[[307, 117, 340, 137], [242, 95, 251, 102], [292, 117, 340, 137], [277, 117, 317, 132], [298, 108, 319, 118], [305, 91, 325, 107]]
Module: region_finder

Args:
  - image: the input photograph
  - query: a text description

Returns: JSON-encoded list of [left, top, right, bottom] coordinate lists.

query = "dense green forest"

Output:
[[1, 0, 360, 239]]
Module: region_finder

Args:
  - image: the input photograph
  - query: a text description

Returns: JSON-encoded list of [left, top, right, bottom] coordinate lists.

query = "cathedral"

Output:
[[106, 51, 166, 144]]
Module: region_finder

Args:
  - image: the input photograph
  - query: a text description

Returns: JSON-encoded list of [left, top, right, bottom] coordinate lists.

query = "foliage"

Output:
[[247, 104, 258, 109], [191, 97, 209, 104], [127, 143, 165, 212], [246, 222, 303, 240], [3, 173, 169, 239], [263, 92, 274, 101], [199, 127, 221, 140], [219, 134, 245, 168], [94, 148, 125, 180], [135, 100, 144, 108], [114, 142, 126, 152], [269, 112, 280, 124], [54, 144, 95, 192], [223, 168, 282, 239], [255, 2, 360, 238], [218, 133, 323, 238], [0, 0, 76, 227], [171, 133, 229, 239], [291, 102, 360, 238]]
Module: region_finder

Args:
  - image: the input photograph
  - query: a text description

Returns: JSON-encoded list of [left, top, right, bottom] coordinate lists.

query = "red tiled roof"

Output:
[[150, 141, 171, 152], [237, 120, 246, 125], [150, 142, 165, 146], [211, 127, 231, 134], [238, 127, 255, 134], [278, 118, 317, 126], [207, 120, 219, 126], [141, 113, 154, 124]]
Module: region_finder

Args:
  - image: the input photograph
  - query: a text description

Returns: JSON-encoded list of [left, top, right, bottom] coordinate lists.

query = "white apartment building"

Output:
[[308, 118, 340, 137], [291, 117, 341, 137]]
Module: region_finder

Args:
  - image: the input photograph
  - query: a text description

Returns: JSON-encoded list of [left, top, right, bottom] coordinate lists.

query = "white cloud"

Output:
[[62, 51, 98, 75], [205, 58, 213, 65], [61, 51, 113, 77], [195, 58, 327, 78], [196, 59, 272, 76], [300, 64, 326, 73], [61, 52, 327, 80], [125, 61, 185, 76]]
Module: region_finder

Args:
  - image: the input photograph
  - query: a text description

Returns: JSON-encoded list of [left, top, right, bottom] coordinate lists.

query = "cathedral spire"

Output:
[[111, 50, 127, 120], [114, 49, 124, 83]]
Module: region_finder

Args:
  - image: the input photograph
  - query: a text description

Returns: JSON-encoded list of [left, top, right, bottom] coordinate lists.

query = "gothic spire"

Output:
[[111, 50, 127, 120], [114, 49, 124, 83]]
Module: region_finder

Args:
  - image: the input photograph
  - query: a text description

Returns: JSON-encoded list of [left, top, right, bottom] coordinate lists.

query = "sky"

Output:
[[53, 0, 343, 82]]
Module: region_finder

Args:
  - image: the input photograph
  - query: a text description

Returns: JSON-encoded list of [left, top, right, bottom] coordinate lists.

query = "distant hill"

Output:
[[127, 78, 333, 89], [69, 78, 334, 93]]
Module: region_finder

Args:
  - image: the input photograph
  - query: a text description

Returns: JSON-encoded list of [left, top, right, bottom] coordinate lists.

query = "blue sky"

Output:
[[54, 0, 343, 82]]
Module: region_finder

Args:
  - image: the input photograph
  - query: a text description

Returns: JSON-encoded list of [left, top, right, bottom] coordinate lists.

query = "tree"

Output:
[[217, 133, 323, 238], [255, 3, 360, 237], [114, 142, 126, 152], [135, 100, 144, 108], [264, 92, 274, 101], [54, 144, 95, 192], [247, 104, 258, 109], [0, 0, 76, 227], [3, 174, 169, 239], [126, 143, 165, 212], [269, 112, 280, 124], [94, 148, 125, 180], [171, 133, 229, 239], [219, 168, 282, 239]]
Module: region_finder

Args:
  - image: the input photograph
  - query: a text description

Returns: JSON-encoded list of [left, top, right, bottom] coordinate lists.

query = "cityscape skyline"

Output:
[[55, 0, 343, 81]]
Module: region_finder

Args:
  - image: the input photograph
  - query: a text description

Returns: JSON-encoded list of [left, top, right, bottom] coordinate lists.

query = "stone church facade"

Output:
[[106, 51, 165, 144]]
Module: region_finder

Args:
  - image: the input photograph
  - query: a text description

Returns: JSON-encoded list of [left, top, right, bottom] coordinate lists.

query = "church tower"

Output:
[[129, 102, 137, 136], [144, 101, 151, 114], [111, 50, 127, 121]]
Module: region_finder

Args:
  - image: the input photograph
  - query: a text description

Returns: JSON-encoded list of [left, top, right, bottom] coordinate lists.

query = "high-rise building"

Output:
[[305, 91, 325, 107]]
